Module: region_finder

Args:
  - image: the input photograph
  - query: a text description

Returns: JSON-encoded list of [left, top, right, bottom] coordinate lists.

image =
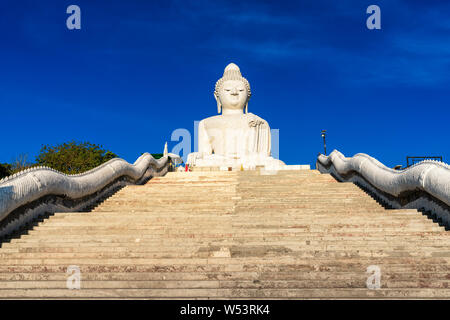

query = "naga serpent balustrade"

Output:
[[0, 153, 181, 238], [317, 150, 450, 227]]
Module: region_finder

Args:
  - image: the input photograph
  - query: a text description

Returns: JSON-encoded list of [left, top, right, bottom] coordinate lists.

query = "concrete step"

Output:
[[0, 279, 449, 289], [45, 216, 429, 222], [1, 257, 450, 266], [2, 263, 450, 273], [33, 217, 436, 226], [37, 215, 431, 224], [47, 209, 422, 218], [5, 240, 450, 250], [1, 249, 450, 259], [0, 271, 447, 281], [33, 223, 436, 231], [2, 244, 450, 253], [10, 236, 450, 246], [29, 224, 444, 233], [0, 288, 449, 299]]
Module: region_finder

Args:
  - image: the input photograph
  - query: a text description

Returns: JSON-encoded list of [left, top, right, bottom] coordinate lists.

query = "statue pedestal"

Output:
[[189, 164, 310, 172], [189, 153, 286, 171]]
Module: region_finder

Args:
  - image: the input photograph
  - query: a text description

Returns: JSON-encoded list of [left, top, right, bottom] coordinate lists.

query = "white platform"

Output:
[[190, 164, 310, 172]]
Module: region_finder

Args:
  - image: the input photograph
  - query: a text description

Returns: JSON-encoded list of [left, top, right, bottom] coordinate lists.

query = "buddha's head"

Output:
[[214, 63, 251, 114]]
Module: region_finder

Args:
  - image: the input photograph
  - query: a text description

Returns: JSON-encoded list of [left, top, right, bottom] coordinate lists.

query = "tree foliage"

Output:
[[0, 163, 12, 179], [151, 153, 164, 159], [0, 154, 35, 178], [35, 141, 118, 174]]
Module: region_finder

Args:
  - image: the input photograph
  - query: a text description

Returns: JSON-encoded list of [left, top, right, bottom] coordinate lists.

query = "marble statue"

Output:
[[187, 63, 285, 169]]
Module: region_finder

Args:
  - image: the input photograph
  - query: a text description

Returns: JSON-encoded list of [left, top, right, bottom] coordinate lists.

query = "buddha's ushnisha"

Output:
[[187, 63, 284, 169]]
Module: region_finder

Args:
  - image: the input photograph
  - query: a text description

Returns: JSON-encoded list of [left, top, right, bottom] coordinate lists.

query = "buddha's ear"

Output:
[[245, 102, 248, 114], [214, 93, 221, 114]]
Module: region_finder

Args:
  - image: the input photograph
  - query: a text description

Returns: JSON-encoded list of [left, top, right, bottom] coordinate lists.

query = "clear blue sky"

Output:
[[1, 0, 449, 167]]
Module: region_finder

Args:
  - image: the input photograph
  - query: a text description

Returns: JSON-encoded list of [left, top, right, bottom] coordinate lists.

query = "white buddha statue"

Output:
[[187, 63, 285, 169]]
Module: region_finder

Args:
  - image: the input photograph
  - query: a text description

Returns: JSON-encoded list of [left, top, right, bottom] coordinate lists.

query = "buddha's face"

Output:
[[217, 80, 248, 111]]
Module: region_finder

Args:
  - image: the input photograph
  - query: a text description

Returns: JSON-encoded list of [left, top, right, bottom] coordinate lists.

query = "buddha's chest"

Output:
[[202, 115, 266, 155], [204, 117, 252, 147], [204, 116, 252, 131]]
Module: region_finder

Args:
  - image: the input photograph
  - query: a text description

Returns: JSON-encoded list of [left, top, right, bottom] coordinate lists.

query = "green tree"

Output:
[[151, 153, 164, 159], [0, 163, 12, 179], [35, 141, 118, 174]]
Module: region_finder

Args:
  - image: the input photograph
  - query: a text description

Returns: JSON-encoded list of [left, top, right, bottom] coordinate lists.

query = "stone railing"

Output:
[[0, 153, 180, 238], [316, 150, 450, 227]]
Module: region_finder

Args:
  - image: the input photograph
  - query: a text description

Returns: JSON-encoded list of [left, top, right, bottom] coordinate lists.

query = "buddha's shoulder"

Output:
[[200, 115, 223, 121], [199, 115, 222, 125], [245, 113, 268, 124], [199, 116, 225, 130], [245, 113, 265, 120], [200, 113, 267, 126]]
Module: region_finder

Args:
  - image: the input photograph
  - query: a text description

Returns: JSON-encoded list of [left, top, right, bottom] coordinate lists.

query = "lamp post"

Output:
[[321, 130, 327, 156]]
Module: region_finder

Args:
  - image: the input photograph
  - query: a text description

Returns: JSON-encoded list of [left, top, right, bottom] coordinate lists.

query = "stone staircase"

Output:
[[0, 170, 449, 299]]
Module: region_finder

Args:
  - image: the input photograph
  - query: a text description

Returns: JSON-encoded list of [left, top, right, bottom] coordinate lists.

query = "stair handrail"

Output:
[[316, 150, 450, 225], [0, 152, 181, 237]]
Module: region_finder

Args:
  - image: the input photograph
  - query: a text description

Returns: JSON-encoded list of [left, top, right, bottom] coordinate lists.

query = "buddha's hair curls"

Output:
[[214, 73, 251, 100]]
